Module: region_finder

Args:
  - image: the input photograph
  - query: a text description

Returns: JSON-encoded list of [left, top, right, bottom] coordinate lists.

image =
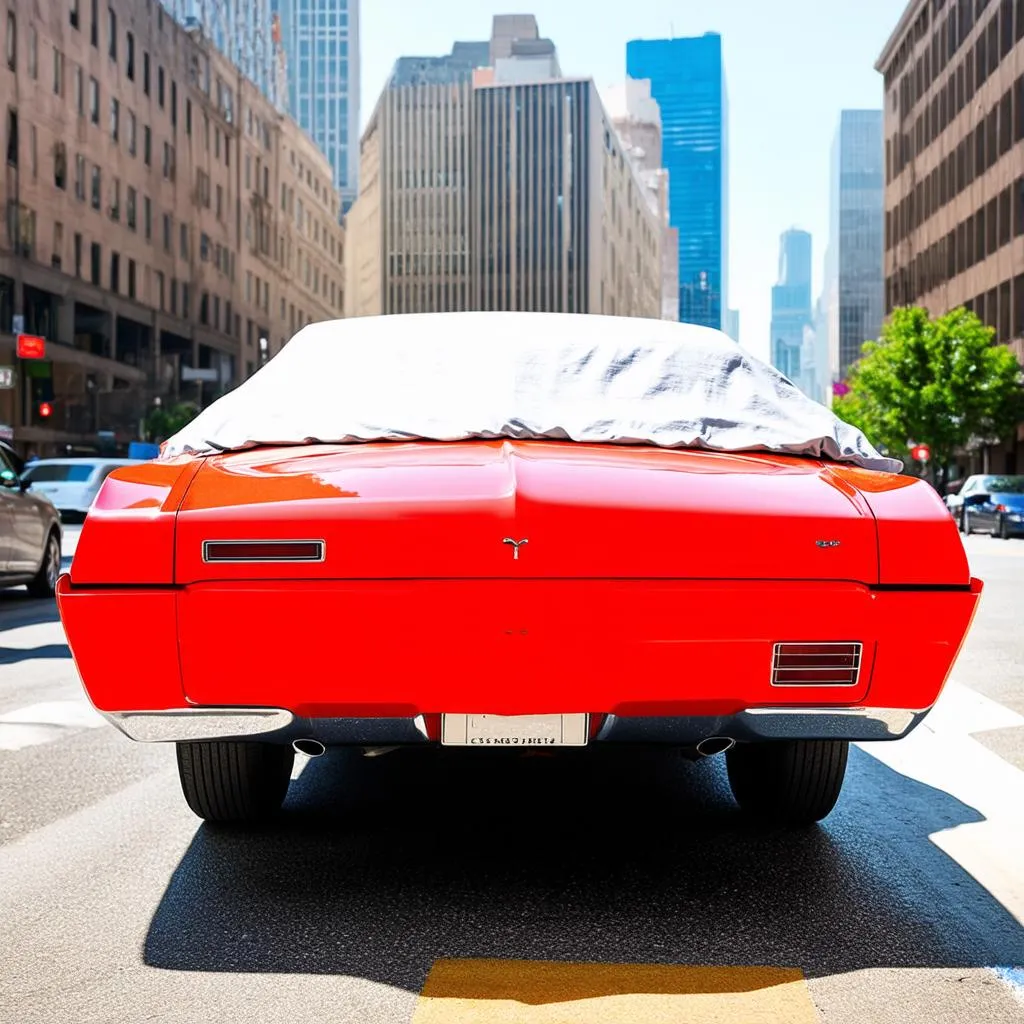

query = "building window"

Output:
[[162, 141, 174, 180], [143, 195, 151, 240], [126, 31, 134, 79], [90, 165, 100, 209], [170, 81, 177, 126], [215, 185, 222, 220], [74, 153, 85, 199], [109, 251, 119, 293], [143, 125, 151, 165], [185, 98, 192, 135], [156, 271, 164, 311], [52, 47, 63, 95], [74, 66, 83, 116], [5, 12, 15, 71], [126, 186, 136, 229], [127, 111, 136, 155], [107, 7, 116, 61], [127, 259, 136, 299], [162, 213, 171, 252], [74, 232, 82, 276], [90, 242, 101, 285], [109, 177, 119, 220], [54, 142, 67, 189], [89, 0, 97, 47], [157, 66, 164, 107], [28, 25, 37, 77], [200, 291, 209, 324], [70, 0, 80, 30], [142, 51, 149, 95], [109, 98, 119, 141], [5, 108, 18, 167], [89, 77, 99, 124]]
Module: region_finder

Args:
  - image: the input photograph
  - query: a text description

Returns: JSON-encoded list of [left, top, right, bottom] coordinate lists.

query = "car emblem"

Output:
[[503, 538, 529, 559]]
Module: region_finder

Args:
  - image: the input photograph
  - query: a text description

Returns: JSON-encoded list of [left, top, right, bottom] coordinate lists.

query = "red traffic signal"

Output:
[[38, 401, 52, 418], [910, 443, 930, 462]]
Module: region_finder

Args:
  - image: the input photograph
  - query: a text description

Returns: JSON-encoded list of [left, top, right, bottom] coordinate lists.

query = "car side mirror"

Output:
[[0, 469, 18, 489]]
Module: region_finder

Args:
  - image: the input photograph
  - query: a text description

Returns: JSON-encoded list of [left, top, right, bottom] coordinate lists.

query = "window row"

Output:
[[886, 177, 1024, 310], [886, 75, 1024, 248]]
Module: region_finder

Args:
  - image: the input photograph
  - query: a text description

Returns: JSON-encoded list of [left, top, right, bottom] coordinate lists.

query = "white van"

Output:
[[21, 459, 141, 522]]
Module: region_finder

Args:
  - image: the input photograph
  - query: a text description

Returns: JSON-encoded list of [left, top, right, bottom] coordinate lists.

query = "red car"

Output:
[[57, 313, 982, 827]]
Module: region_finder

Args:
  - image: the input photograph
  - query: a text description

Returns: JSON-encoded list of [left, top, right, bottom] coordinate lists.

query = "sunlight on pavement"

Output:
[[859, 683, 1024, 926], [411, 960, 819, 1023]]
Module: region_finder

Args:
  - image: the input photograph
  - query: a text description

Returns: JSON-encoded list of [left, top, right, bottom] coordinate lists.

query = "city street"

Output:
[[0, 529, 1022, 1023]]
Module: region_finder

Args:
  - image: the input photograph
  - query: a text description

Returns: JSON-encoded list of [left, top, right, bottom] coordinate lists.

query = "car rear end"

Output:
[[57, 444, 983, 825]]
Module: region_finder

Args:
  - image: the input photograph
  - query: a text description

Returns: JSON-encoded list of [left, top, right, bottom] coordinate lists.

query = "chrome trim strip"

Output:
[[104, 708, 294, 742], [201, 539, 326, 563]]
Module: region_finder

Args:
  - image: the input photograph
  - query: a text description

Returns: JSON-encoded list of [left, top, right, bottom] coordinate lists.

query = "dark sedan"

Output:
[[949, 474, 1024, 538]]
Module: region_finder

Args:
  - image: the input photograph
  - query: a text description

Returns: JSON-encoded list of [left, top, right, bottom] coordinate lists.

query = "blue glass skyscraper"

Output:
[[626, 33, 728, 330], [273, 0, 360, 213]]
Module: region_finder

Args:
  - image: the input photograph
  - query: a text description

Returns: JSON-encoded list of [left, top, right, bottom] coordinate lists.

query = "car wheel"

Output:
[[26, 532, 61, 599], [725, 739, 849, 825], [999, 516, 1010, 540], [962, 510, 973, 535], [176, 741, 295, 824]]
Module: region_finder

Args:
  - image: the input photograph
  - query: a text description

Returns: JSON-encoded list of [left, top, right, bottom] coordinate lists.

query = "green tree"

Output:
[[144, 401, 200, 444], [833, 306, 1024, 489]]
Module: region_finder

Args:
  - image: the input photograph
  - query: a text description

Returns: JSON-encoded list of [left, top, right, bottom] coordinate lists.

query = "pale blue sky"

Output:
[[359, 0, 907, 363]]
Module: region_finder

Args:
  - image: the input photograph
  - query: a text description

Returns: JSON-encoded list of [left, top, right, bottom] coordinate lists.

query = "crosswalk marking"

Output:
[[411, 960, 820, 1023], [0, 700, 105, 751], [858, 682, 1024, 926]]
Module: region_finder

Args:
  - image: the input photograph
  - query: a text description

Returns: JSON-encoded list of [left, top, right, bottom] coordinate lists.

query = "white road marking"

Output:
[[0, 700, 106, 751], [859, 681, 1024, 925]]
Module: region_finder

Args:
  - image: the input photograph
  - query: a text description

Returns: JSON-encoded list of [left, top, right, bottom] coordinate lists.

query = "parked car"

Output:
[[56, 313, 983, 828], [947, 474, 1024, 538], [0, 442, 63, 598], [20, 458, 141, 523]]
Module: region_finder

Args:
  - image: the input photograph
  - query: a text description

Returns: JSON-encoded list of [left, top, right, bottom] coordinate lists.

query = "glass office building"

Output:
[[770, 229, 813, 385], [626, 33, 728, 330], [273, 0, 360, 213]]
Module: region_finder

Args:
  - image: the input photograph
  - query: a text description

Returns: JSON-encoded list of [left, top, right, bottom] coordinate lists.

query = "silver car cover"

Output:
[[160, 312, 902, 474]]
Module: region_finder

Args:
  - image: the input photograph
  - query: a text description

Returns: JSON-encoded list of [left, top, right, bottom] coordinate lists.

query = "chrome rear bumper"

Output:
[[102, 705, 930, 745]]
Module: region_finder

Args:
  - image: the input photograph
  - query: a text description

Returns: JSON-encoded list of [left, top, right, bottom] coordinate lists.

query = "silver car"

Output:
[[0, 444, 63, 598], [19, 458, 140, 524]]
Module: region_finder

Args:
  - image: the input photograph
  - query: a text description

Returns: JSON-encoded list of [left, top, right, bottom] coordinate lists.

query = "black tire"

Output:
[[959, 509, 968, 534], [26, 531, 61, 599], [963, 510, 973, 535], [999, 516, 1010, 540], [726, 739, 849, 825], [176, 741, 294, 823]]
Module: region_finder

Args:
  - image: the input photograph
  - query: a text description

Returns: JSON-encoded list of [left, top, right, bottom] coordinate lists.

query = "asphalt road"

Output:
[[0, 528, 1022, 1023]]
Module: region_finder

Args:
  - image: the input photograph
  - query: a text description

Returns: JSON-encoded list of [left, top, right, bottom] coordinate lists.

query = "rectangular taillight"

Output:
[[202, 540, 325, 563], [771, 642, 862, 687]]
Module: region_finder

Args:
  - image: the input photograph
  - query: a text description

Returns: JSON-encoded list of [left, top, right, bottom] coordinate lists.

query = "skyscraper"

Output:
[[346, 18, 663, 320], [824, 110, 884, 384], [273, 0, 360, 214], [626, 33, 728, 330], [770, 229, 813, 385]]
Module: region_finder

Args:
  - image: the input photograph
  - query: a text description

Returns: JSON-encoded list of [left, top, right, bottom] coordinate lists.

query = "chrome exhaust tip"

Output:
[[292, 738, 326, 758], [696, 736, 735, 757]]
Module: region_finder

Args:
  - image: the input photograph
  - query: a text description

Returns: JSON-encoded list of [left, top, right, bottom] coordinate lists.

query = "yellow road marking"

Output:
[[412, 959, 820, 1023]]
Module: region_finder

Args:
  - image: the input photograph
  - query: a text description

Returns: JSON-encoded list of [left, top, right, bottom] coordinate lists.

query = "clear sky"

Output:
[[359, 0, 908, 363]]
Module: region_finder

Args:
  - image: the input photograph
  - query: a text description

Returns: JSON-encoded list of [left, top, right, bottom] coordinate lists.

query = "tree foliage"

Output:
[[832, 306, 1023, 484], [144, 401, 200, 443]]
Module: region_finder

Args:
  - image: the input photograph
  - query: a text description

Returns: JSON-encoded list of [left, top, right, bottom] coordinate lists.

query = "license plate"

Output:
[[441, 713, 589, 747]]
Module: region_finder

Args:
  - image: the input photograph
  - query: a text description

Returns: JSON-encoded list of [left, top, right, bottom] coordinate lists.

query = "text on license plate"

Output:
[[441, 713, 589, 747]]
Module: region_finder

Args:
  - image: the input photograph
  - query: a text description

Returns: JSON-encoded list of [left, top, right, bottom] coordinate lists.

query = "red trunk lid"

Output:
[[173, 441, 879, 583]]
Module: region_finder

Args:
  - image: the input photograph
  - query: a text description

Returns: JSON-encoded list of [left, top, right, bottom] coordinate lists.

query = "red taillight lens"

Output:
[[996, 504, 1009, 513], [202, 540, 325, 562], [771, 643, 862, 687]]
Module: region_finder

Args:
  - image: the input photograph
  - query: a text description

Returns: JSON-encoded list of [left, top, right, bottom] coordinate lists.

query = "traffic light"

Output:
[[38, 401, 52, 418]]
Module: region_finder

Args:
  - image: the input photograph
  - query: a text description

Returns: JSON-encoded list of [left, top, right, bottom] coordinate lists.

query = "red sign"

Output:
[[16, 334, 46, 359], [911, 443, 931, 462]]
